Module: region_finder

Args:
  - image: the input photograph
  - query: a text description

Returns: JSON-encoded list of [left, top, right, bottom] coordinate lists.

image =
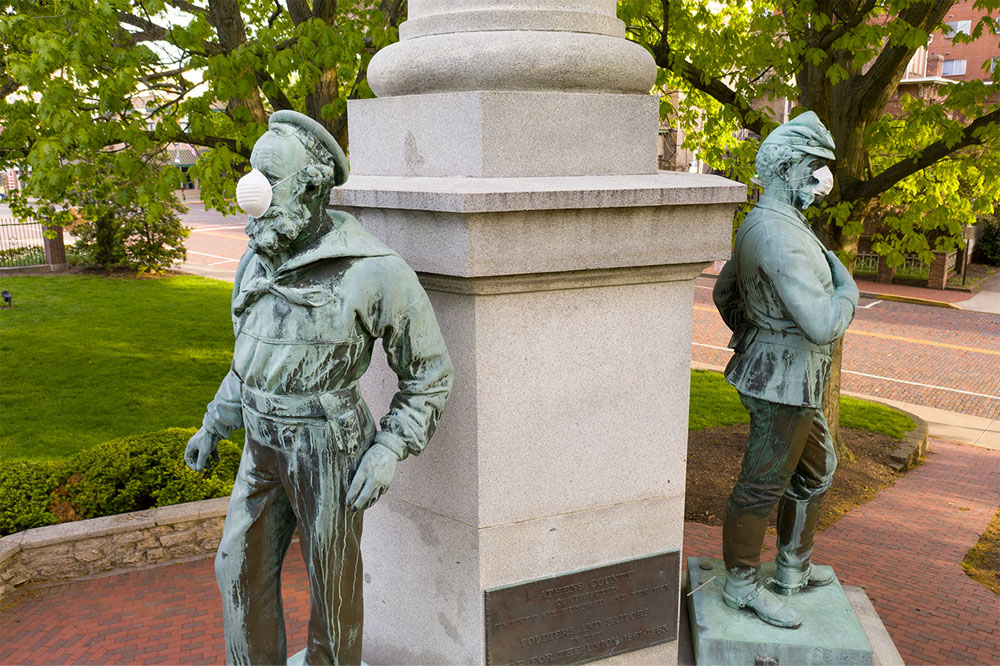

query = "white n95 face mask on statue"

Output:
[[812, 166, 833, 197], [235, 168, 305, 218]]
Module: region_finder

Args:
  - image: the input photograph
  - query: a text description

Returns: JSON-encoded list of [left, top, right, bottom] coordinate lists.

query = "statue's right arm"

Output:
[[185, 369, 244, 472], [764, 238, 858, 346], [185, 250, 253, 472]]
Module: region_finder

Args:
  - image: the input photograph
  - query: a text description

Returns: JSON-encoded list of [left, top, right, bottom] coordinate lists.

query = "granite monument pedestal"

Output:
[[332, 2, 744, 663]]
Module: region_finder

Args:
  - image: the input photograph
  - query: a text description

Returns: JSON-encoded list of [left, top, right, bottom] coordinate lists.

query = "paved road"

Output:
[[175, 203, 248, 281], [693, 276, 1000, 420]]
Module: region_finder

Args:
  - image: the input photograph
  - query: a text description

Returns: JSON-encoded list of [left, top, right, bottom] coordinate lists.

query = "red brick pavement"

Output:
[[0, 551, 312, 665], [1, 441, 997, 665], [687, 439, 1000, 666]]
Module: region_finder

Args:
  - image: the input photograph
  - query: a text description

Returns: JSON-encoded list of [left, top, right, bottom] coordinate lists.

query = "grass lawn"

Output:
[[0, 274, 236, 461], [689, 369, 915, 437]]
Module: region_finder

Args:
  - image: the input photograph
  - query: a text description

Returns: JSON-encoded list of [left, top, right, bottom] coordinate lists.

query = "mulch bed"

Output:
[[686, 425, 902, 532]]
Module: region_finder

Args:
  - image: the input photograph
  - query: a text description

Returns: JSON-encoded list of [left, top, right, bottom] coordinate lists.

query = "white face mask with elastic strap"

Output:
[[235, 167, 307, 218], [752, 166, 834, 196]]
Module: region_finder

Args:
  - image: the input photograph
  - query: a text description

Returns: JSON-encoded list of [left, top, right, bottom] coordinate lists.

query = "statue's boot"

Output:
[[774, 495, 835, 596], [722, 569, 802, 628]]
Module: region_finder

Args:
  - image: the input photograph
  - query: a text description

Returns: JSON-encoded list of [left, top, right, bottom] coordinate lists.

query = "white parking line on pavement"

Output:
[[692, 342, 1000, 401], [843, 370, 1000, 401], [188, 250, 240, 263]]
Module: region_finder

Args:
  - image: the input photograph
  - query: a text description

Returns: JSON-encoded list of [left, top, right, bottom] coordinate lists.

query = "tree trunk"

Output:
[[823, 337, 854, 463]]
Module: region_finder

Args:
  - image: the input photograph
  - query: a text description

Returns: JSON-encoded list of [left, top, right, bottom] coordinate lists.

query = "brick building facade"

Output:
[[869, 1, 998, 289]]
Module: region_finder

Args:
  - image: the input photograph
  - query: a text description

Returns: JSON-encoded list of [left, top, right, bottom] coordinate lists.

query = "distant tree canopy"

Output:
[[0, 0, 404, 215], [621, 0, 1000, 266]]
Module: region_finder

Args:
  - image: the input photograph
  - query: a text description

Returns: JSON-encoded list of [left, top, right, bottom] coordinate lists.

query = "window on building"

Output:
[[944, 20, 972, 37], [944, 19, 972, 37], [942, 58, 967, 76]]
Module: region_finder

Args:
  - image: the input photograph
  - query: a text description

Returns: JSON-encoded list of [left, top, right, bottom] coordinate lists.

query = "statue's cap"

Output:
[[268, 110, 349, 185], [760, 111, 835, 160]]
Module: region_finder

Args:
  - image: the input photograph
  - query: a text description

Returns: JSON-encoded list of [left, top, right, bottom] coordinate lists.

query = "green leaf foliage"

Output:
[[0, 428, 241, 536], [0, 0, 404, 217], [57, 427, 240, 520], [623, 0, 1000, 264], [0, 460, 62, 536]]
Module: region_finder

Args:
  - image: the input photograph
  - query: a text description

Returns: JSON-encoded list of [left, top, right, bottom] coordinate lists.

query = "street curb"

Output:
[[857, 291, 963, 310]]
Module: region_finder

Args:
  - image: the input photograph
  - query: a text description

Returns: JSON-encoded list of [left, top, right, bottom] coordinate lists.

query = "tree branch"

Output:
[[286, 0, 311, 25], [149, 130, 248, 157], [854, 0, 952, 115], [118, 11, 169, 41], [165, 0, 208, 15], [653, 0, 767, 136], [819, 0, 877, 50], [254, 69, 294, 110], [844, 109, 1000, 202], [0, 75, 19, 98]]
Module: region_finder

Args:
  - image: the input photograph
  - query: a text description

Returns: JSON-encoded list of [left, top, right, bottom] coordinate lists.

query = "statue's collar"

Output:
[[755, 195, 808, 225], [266, 210, 399, 277]]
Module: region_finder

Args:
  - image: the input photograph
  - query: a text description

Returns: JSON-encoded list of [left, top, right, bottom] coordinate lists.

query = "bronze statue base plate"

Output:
[[686, 557, 873, 666]]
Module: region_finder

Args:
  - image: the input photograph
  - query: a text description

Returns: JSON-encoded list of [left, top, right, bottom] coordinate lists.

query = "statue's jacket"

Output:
[[202, 211, 453, 459], [713, 196, 857, 408]]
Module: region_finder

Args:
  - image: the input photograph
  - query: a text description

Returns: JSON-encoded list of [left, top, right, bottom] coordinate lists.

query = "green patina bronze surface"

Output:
[[711, 112, 859, 630], [184, 110, 453, 665], [687, 557, 873, 665]]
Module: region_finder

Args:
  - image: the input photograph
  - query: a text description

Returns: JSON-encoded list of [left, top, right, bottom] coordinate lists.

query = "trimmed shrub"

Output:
[[58, 427, 241, 520], [0, 461, 62, 536], [0, 429, 240, 537]]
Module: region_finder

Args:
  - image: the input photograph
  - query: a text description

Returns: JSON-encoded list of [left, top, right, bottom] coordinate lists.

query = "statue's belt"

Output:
[[745, 328, 833, 355], [240, 384, 362, 422]]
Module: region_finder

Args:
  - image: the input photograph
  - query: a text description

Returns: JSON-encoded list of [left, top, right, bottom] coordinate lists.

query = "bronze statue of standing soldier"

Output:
[[713, 111, 859, 628]]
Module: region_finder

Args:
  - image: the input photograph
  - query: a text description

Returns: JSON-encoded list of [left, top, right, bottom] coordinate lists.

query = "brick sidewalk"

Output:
[[688, 439, 1000, 665], [1, 440, 998, 665]]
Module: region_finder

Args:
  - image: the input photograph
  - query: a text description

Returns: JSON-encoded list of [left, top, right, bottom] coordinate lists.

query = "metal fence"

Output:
[[854, 252, 879, 274], [895, 254, 930, 279], [0, 217, 47, 267]]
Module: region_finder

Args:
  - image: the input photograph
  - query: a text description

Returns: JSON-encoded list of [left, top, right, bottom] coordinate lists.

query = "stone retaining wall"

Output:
[[887, 406, 929, 472], [0, 497, 229, 602]]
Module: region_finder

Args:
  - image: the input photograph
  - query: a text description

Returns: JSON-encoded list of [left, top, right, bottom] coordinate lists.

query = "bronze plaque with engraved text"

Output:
[[484, 551, 680, 665]]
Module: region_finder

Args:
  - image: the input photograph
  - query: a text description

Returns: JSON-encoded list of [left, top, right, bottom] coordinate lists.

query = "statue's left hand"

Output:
[[346, 443, 399, 511]]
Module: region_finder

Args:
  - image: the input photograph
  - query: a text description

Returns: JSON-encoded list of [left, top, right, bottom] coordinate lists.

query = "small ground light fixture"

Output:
[[1, 290, 11, 309]]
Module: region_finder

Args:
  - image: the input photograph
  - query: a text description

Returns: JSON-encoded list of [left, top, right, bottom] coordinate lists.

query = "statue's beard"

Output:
[[246, 200, 310, 258]]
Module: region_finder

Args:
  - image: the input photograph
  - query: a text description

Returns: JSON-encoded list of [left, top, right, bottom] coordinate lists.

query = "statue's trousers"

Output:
[[215, 406, 370, 666], [722, 393, 837, 573]]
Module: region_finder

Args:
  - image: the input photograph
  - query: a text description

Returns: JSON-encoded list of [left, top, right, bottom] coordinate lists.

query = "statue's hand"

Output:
[[825, 249, 851, 286], [346, 443, 399, 512], [184, 427, 220, 472]]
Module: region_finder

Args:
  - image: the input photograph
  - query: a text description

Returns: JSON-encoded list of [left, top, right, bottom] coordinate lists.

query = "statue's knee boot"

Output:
[[775, 496, 834, 595], [723, 568, 802, 628]]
